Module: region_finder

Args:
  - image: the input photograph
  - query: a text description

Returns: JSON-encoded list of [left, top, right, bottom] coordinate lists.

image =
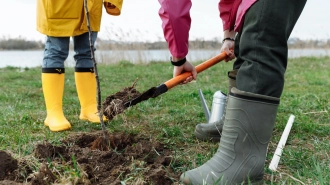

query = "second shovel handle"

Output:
[[164, 52, 228, 89]]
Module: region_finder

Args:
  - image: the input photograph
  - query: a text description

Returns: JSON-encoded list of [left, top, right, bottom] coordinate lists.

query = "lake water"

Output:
[[0, 49, 329, 68]]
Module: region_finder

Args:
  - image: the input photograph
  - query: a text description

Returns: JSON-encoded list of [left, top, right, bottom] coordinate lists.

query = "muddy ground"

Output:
[[0, 84, 181, 185], [0, 131, 180, 185]]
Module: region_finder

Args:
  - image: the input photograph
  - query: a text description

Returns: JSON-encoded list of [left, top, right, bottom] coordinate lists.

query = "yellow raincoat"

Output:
[[37, 0, 123, 37]]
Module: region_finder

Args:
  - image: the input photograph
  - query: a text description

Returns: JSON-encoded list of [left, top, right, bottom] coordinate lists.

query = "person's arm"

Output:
[[219, 0, 240, 32], [158, 0, 191, 58], [158, 0, 196, 83], [219, 0, 238, 61]]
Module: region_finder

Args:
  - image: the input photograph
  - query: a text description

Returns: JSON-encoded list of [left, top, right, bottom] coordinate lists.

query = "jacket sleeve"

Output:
[[219, 0, 240, 31], [158, 0, 192, 58], [103, 0, 123, 16]]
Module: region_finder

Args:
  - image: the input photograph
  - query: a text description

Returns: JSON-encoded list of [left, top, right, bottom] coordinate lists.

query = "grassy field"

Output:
[[0, 56, 329, 184]]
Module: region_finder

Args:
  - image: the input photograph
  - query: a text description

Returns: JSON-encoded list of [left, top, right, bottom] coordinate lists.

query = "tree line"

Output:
[[95, 37, 330, 50], [0, 37, 44, 50], [1, 37, 329, 50]]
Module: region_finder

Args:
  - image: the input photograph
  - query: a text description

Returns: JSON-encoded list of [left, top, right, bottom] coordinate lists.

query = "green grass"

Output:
[[1, 56, 330, 184]]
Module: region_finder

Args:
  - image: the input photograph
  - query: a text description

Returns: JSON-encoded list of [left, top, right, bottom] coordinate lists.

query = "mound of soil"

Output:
[[0, 131, 180, 185]]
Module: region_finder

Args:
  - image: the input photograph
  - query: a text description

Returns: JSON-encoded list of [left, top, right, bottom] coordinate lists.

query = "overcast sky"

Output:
[[1, 0, 329, 42]]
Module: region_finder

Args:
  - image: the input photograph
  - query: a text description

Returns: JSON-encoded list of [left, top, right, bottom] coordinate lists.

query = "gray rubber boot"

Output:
[[194, 70, 237, 141], [181, 87, 279, 185]]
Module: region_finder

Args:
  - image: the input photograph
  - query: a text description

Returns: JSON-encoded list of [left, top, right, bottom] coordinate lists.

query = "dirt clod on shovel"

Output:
[[102, 79, 141, 121]]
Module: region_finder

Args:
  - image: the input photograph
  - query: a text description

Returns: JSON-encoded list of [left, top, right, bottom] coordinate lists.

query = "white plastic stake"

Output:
[[269, 114, 295, 172]]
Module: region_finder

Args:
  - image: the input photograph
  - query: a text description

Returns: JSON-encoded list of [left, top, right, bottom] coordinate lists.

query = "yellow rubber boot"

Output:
[[42, 72, 71, 131], [75, 70, 106, 123]]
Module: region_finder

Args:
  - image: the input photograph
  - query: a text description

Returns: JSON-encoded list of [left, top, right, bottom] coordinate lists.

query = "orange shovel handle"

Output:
[[164, 51, 228, 89]]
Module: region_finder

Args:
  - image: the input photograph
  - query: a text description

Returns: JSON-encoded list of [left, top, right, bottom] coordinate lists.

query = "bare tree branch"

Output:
[[83, 0, 109, 144]]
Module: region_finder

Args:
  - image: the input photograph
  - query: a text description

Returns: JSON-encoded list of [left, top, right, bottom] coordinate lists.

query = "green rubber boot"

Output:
[[181, 87, 279, 185], [194, 70, 237, 141]]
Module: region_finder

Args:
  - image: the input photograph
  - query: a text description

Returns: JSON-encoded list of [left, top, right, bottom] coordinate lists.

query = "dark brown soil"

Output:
[[0, 131, 180, 185], [0, 151, 18, 181], [0, 83, 180, 185], [102, 81, 142, 121]]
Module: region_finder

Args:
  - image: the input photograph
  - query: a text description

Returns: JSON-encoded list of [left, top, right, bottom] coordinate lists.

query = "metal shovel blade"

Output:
[[124, 84, 168, 108]]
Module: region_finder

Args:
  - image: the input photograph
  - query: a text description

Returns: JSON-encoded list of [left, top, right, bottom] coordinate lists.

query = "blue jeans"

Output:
[[42, 32, 98, 68]]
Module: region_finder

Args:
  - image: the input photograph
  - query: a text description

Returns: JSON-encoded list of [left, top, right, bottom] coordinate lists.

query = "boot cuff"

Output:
[[42, 68, 65, 74], [75, 67, 95, 73], [230, 87, 280, 104]]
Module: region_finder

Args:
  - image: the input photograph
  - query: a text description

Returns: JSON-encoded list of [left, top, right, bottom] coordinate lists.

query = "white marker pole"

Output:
[[269, 114, 295, 172]]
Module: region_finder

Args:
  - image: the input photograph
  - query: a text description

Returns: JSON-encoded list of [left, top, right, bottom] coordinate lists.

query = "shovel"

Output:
[[123, 51, 228, 108]]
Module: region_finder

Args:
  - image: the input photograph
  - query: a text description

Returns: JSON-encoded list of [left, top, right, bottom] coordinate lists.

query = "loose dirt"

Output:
[[0, 83, 180, 185], [102, 81, 142, 121], [0, 131, 180, 185]]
